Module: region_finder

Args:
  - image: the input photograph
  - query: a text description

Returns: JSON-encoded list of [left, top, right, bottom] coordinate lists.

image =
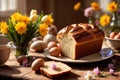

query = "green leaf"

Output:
[[99, 73, 111, 77], [8, 19, 20, 43]]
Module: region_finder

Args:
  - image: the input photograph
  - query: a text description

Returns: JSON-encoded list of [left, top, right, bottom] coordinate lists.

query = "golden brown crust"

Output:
[[57, 23, 105, 43], [75, 39, 103, 59]]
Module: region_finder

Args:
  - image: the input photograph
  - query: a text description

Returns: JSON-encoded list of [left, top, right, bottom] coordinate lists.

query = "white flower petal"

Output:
[[41, 15, 48, 22]]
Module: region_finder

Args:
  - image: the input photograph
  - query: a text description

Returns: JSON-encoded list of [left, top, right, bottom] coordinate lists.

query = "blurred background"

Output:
[[0, 0, 116, 30]]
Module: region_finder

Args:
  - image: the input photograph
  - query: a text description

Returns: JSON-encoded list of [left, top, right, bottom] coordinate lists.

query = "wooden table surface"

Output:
[[0, 41, 120, 80]]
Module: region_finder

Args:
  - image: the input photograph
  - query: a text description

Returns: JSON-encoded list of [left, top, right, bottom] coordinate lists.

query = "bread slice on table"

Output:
[[40, 61, 71, 78]]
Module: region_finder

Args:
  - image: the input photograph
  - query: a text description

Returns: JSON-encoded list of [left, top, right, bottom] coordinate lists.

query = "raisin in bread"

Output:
[[57, 23, 105, 60], [40, 61, 71, 78]]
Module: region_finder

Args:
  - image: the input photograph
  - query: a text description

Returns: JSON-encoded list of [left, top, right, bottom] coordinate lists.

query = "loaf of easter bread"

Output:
[[57, 23, 105, 59]]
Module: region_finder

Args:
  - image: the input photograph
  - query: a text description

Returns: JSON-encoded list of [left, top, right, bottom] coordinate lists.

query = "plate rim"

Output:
[[44, 48, 114, 63]]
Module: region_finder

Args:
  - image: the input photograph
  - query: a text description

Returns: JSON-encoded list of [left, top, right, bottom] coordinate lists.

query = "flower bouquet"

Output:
[[100, 1, 120, 34], [73, 1, 120, 35], [73, 1, 103, 25], [0, 10, 54, 57]]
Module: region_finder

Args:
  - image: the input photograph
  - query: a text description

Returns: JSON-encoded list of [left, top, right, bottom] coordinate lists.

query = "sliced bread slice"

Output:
[[40, 61, 71, 78]]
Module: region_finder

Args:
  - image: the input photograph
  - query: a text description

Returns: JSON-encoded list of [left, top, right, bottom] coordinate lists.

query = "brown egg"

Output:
[[49, 47, 60, 57], [30, 36, 43, 45], [119, 32, 120, 35], [30, 40, 47, 51], [114, 34, 120, 39], [17, 55, 27, 64], [43, 34, 58, 44], [47, 42, 58, 49], [57, 43, 61, 50], [32, 36, 43, 42], [31, 58, 45, 71], [109, 32, 118, 39]]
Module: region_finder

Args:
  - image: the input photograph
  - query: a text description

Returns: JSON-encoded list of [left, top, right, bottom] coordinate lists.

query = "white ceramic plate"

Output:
[[44, 48, 114, 63]]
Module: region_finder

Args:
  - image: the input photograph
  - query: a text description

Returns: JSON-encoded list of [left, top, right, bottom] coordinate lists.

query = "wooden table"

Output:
[[0, 41, 120, 80]]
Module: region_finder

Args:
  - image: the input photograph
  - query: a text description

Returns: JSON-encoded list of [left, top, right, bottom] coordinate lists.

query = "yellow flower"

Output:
[[11, 12, 23, 23], [20, 15, 30, 24], [100, 14, 110, 27], [107, 1, 118, 12], [15, 22, 27, 35], [73, 2, 81, 11], [91, 2, 100, 10], [0, 21, 8, 34], [41, 15, 54, 25], [39, 23, 48, 36]]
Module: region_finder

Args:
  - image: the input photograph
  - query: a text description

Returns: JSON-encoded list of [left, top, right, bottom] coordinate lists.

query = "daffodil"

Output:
[[41, 15, 54, 25], [100, 14, 110, 27], [39, 23, 48, 36], [15, 22, 27, 35], [0, 21, 8, 34], [20, 16, 30, 25], [91, 2, 100, 10], [11, 12, 22, 23], [0, 9, 54, 56], [73, 2, 81, 11], [107, 1, 118, 12]]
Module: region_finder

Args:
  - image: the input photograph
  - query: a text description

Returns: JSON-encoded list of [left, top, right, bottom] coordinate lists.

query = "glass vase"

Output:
[[14, 43, 28, 57], [100, 26, 111, 36], [110, 12, 120, 32], [88, 17, 93, 24]]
